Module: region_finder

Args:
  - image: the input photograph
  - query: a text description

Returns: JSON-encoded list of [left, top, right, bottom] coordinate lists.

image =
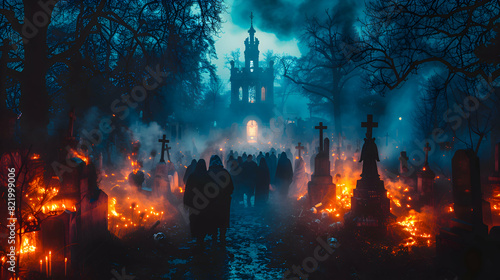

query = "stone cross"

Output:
[[424, 142, 431, 167], [295, 142, 304, 159], [361, 114, 378, 139], [315, 122, 327, 152], [158, 134, 170, 163]]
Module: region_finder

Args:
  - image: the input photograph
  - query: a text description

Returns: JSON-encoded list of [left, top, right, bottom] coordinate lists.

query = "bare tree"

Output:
[[283, 8, 359, 136], [204, 73, 226, 108], [0, 0, 226, 147], [360, 0, 500, 152]]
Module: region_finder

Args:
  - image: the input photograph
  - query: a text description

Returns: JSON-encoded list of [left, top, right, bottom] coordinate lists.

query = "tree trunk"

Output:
[[332, 72, 342, 137], [19, 1, 53, 147]]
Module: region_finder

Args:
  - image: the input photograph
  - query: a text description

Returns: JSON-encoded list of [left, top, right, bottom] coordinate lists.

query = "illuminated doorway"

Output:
[[247, 120, 258, 143]]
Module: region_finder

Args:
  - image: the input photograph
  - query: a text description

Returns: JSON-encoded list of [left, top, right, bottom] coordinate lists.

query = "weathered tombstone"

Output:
[[451, 149, 491, 230], [436, 149, 492, 273], [153, 135, 173, 199], [399, 151, 409, 175], [345, 115, 393, 232], [307, 123, 336, 205], [417, 143, 436, 208]]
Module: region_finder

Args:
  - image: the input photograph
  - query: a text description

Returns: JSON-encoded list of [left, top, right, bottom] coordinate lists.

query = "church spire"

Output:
[[248, 12, 256, 43]]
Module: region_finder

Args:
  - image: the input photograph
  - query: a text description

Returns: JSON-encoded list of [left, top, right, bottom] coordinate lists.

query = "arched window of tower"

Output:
[[249, 86, 256, 103]]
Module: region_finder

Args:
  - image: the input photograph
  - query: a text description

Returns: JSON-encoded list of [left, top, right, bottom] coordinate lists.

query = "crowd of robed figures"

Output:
[[182, 150, 294, 246]]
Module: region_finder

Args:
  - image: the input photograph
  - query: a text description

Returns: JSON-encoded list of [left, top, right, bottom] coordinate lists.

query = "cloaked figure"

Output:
[[257, 151, 265, 163], [225, 150, 234, 167], [183, 159, 209, 245], [255, 158, 270, 205], [207, 155, 234, 244], [183, 159, 197, 186], [227, 155, 239, 200], [268, 151, 277, 185], [275, 152, 293, 197], [240, 154, 258, 207], [227, 155, 237, 174], [232, 156, 244, 206]]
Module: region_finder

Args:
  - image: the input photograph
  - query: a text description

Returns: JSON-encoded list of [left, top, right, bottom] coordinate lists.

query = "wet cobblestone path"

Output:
[[129, 198, 300, 280]]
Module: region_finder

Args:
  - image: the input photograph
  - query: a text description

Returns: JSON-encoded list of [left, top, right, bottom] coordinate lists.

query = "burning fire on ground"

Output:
[[295, 161, 437, 252]]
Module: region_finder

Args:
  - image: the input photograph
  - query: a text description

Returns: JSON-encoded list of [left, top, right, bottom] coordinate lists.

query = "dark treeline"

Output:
[[277, 0, 499, 153], [0, 0, 225, 150]]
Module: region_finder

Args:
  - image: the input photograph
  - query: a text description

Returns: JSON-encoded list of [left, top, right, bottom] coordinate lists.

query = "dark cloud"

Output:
[[231, 0, 362, 41]]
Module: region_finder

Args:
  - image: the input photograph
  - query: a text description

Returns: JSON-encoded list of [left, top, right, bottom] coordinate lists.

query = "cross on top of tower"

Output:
[[248, 12, 256, 40], [361, 114, 378, 139]]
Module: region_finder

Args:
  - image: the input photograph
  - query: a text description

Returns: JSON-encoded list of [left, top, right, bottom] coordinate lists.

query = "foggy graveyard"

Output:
[[0, 1, 500, 279]]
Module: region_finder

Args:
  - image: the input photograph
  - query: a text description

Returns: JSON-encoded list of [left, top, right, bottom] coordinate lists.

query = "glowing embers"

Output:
[[68, 148, 89, 165], [19, 232, 37, 255], [247, 120, 258, 143], [394, 210, 434, 250], [41, 202, 76, 214]]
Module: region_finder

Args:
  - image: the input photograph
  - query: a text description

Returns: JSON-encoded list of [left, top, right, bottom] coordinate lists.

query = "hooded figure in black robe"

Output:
[[240, 154, 258, 207], [225, 150, 234, 167], [183, 159, 209, 244], [231, 156, 244, 206], [208, 155, 234, 243], [255, 157, 270, 205], [183, 159, 197, 186], [268, 151, 277, 185], [275, 152, 293, 196], [257, 151, 265, 163]]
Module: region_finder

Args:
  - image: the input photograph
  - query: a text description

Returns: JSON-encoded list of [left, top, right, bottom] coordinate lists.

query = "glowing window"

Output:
[[247, 120, 258, 143], [261, 87, 266, 101], [238, 87, 243, 101], [249, 87, 256, 103], [250, 60, 254, 72]]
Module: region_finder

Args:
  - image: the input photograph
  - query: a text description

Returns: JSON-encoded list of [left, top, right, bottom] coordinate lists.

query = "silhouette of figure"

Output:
[[257, 151, 265, 163], [208, 155, 234, 244], [184, 159, 209, 246], [255, 157, 270, 205], [183, 159, 197, 185], [275, 152, 293, 197], [240, 154, 258, 207], [268, 151, 277, 185], [233, 156, 244, 206]]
